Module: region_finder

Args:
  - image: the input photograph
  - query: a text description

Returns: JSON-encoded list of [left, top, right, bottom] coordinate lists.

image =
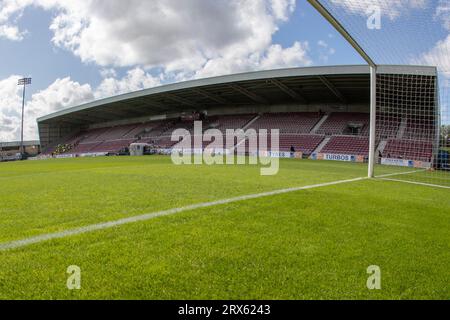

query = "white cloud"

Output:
[[435, 0, 450, 30], [0, 75, 22, 141], [99, 68, 117, 79], [193, 41, 311, 79], [0, 1, 312, 75], [0, 0, 308, 88], [0, 76, 94, 141], [0, 24, 24, 40], [0, 67, 165, 141], [0, 0, 33, 40], [95, 68, 161, 99], [0, 0, 298, 71], [415, 33, 449, 124], [416, 34, 450, 78], [27, 77, 94, 117], [260, 41, 311, 69], [268, 0, 296, 21]]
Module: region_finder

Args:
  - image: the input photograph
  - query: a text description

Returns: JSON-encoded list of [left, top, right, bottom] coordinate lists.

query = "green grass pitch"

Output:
[[0, 156, 448, 299]]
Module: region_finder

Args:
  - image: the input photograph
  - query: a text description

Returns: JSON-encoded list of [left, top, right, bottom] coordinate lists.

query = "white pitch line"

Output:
[[375, 169, 426, 179], [379, 178, 450, 189], [0, 176, 366, 252], [375, 169, 450, 189]]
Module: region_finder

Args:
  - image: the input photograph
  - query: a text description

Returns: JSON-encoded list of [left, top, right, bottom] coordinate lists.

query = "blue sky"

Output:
[[0, 0, 448, 141], [0, 6, 102, 94]]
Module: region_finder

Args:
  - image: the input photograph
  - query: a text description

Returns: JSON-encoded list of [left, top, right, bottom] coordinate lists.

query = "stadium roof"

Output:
[[37, 65, 436, 126]]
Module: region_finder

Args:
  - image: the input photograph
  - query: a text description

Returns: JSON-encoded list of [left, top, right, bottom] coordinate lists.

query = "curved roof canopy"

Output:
[[37, 65, 436, 126]]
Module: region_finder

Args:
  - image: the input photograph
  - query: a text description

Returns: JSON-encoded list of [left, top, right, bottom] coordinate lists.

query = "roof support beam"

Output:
[[111, 100, 167, 117], [100, 108, 136, 117], [90, 113, 120, 121], [318, 76, 347, 104], [228, 84, 269, 104], [164, 93, 198, 108], [192, 88, 230, 105], [55, 119, 86, 125], [270, 79, 308, 103], [132, 99, 166, 110], [76, 115, 104, 122], [67, 112, 115, 123], [124, 107, 163, 117], [59, 115, 97, 124]]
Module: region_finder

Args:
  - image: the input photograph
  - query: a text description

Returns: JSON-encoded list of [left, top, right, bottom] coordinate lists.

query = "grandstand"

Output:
[[37, 65, 439, 166], [0, 141, 40, 161]]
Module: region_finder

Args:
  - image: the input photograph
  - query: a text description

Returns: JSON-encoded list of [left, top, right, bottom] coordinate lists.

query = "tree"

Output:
[[441, 125, 450, 148]]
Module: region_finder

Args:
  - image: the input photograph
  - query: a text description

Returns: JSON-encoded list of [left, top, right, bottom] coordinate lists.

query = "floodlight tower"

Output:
[[17, 77, 32, 157]]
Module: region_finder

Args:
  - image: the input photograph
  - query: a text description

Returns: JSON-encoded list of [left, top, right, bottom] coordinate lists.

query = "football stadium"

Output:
[[1, 64, 449, 300], [36, 65, 437, 166], [0, 0, 449, 302]]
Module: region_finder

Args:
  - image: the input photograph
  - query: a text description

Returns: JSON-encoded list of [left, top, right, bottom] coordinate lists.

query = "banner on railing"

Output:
[[381, 158, 431, 169], [310, 153, 365, 163], [324, 154, 354, 162]]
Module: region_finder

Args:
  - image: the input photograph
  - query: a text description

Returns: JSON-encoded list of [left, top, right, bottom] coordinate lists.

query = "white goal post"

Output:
[[308, 0, 449, 188], [368, 65, 377, 178], [308, 0, 378, 178]]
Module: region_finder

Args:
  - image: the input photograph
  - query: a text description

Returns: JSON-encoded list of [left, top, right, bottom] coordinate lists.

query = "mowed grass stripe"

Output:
[[0, 176, 366, 251], [0, 157, 368, 242], [0, 178, 448, 299]]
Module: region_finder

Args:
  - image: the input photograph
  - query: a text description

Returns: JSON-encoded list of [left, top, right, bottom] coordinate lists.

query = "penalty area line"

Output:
[[0, 176, 366, 252], [375, 169, 450, 189], [378, 177, 450, 189], [374, 169, 426, 179]]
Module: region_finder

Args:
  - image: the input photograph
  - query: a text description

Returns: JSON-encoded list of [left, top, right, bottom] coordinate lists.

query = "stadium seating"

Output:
[[376, 114, 401, 139], [316, 113, 369, 136], [93, 124, 140, 141], [42, 111, 435, 161], [70, 142, 104, 154], [238, 134, 324, 155], [91, 139, 137, 153], [275, 134, 325, 154], [123, 121, 164, 138], [402, 119, 436, 141], [249, 112, 321, 134], [160, 119, 194, 136], [142, 136, 178, 149], [136, 120, 177, 138], [205, 114, 257, 132], [78, 127, 112, 143], [383, 139, 433, 162], [320, 135, 370, 156]]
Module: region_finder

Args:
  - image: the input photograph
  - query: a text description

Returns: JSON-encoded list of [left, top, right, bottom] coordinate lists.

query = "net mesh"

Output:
[[313, 0, 450, 187]]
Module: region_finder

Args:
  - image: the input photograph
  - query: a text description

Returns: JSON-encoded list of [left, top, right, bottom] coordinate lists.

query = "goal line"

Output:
[[378, 178, 450, 190]]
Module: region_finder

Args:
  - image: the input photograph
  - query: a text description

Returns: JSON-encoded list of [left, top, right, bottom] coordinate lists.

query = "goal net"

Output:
[[309, 0, 450, 188]]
